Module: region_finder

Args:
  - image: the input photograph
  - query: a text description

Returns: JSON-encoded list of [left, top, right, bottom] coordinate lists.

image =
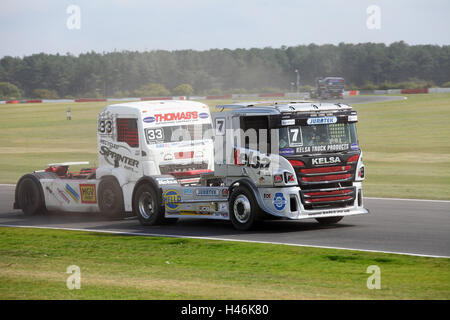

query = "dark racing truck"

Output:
[[310, 77, 345, 99]]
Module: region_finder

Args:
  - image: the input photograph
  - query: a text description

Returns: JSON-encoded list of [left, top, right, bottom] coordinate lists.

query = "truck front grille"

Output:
[[301, 187, 355, 210], [295, 164, 354, 185]]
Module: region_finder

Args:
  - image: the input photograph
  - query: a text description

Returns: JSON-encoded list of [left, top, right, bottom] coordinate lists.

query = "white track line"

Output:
[[0, 224, 448, 259]]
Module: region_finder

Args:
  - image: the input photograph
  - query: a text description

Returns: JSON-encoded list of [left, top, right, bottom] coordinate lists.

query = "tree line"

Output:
[[1, 41, 449, 99]]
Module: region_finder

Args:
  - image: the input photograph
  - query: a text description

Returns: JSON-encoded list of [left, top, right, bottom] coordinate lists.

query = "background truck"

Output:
[[310, 77, 345, 99], [14, 100, 368, 230]]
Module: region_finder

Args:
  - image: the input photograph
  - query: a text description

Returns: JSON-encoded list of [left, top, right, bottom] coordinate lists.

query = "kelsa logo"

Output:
[[143, 116, 156, 123], [199, 112, 209, 119], [154, 112, 198, 122], [164, 189, 181, 211], [311, 157, 341, 165]]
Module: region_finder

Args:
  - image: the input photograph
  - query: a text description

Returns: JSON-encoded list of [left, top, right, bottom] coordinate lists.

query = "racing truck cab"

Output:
[[208, 101, 367, 226]]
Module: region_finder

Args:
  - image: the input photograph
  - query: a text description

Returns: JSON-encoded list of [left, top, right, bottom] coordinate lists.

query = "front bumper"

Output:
[[256, 183, 369, 220]]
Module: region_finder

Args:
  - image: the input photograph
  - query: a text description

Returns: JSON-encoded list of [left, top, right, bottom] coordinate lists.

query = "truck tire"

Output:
[[17, 177, 46, 216], [98, 178, 124, 218], [229, 186, 260, 231], [316, 216, 343, 225], [133, 183, 166, 226]]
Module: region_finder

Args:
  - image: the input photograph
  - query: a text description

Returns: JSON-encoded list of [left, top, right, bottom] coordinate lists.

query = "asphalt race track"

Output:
[[1, 95, 446, 258], [1, 185, 449, 258]]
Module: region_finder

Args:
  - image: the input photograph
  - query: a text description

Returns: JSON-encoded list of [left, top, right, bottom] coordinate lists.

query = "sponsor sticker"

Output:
[[281, 119, 295, 126], [221, 188, 228, 197], [280, 148, 294, 156], [164, 189, 181, 211], [65, 184, 80, 203], [312, 156, 341, 165], [154, 112, 198, 123], [198, 205, 211, 214], [143, 116, 156, 123], [273, 192, 287, 211], [156, 178, 178, 185], [351, 143, 359, 150], [183, 188, 193, 195], [79, 184, 97, 204], [199, 112, 209, 119], [307, 116, 337, 125], [195, 189, 220, 196], [57, 188, 71, 204]]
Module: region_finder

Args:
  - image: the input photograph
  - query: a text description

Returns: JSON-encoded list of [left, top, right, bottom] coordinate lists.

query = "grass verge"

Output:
[[0, 227, 448, 299]]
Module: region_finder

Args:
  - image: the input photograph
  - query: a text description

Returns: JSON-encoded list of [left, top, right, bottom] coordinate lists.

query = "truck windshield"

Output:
[[145, 123, 212, 144], [279, 123, 358, 154]]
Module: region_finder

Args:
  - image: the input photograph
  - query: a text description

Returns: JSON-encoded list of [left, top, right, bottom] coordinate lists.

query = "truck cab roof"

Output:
[[102, 100, 209, 115], [222, 101, 353, 116]]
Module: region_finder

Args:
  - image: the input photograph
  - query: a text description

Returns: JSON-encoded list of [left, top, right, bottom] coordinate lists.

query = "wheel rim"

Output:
[[138, 191, 154, 219], [233, 194, 251, 224]]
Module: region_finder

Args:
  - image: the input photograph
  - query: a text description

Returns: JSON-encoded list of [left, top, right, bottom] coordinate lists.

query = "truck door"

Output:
[[232, 115, 272, 185]]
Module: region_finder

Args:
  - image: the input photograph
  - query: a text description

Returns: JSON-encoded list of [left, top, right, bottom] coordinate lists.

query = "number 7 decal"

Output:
[[215, 118, 225, 135]]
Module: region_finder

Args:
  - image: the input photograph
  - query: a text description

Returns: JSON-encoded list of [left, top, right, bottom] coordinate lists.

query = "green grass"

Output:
[[355, 93, 450, 199], [0, 227, 448, 299], [0, 94, 449, 199]]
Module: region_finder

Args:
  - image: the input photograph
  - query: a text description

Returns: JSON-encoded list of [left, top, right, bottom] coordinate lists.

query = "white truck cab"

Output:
[[96, 100, 213, 182], [14, 100, 213, 216]]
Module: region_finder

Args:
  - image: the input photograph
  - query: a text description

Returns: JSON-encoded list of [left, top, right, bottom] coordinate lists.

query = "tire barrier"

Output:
[[258, 93, 285, 97], [74, 98, 107, 102], [206, 94, 232, 100], [400, 88, 429, 94], [141, 97, 173, 101]]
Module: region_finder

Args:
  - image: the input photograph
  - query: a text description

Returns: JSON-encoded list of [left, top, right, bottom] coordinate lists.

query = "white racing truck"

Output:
[[14, 100, 214, 218], [15, 100, 368, 230]]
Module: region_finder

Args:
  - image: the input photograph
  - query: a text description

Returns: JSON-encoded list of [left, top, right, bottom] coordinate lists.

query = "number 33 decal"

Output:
[[98, 120, 112, 134]]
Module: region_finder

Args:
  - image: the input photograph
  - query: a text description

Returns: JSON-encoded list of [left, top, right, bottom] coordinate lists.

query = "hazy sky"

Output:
[[1, 0, 449, 57]]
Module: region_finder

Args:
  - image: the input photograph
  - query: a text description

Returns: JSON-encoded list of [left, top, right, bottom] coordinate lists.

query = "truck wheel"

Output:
[[98, 178, 124, 218], [133, 184, 166, 226], [316, 216, 343, 225], [17, 177, 45, 216], [229, 186, 259, 231]]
